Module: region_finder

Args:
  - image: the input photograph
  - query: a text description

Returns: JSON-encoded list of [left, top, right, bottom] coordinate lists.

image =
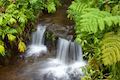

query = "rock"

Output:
[[46, 23, 74, 39]]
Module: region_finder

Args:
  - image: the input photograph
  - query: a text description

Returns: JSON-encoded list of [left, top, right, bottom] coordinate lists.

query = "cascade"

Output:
[[26, 25, 47, 57], [24, 36, 86, 80], [57, 38, 83, 64]]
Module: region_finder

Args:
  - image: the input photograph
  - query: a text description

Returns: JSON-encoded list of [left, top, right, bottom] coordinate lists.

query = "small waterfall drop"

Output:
[[57, 38, 83, 64], [57, 38, 70, 64], [26, 25, 47, 57], [24, 38, 86, 80]]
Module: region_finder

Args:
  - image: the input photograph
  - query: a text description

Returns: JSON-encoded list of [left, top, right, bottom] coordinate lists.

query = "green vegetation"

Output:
[[67, 0, 120, 79], [101, 32, 120, 65], [0, 0, 60, 56], [1, 0, 120, 79]]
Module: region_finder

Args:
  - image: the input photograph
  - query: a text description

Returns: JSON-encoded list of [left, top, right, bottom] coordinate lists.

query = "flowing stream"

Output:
[[0, 5, 86, 80], [23, 28, 86, 80], [26, 25, 47, 57]]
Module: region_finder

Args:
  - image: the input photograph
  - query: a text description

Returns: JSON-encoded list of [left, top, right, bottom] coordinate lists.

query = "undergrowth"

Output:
[[68, 0, 120, 79]]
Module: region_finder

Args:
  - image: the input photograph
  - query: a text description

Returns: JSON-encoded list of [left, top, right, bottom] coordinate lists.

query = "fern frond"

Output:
[[100, 32, 120, 65], [111, 4, 120, 15], [67, 1, 89, 19], [68, 1, 120, 33], [75, 8, 120, 33]]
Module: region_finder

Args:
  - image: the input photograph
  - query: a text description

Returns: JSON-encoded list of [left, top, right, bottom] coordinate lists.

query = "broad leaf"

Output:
[[7, 28, 17, 34], [7, 34, 16, 41], [0, 45, 5, 56], [18, 41, 26, 53]]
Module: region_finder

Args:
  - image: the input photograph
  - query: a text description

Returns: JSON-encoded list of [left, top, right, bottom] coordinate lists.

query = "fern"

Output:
[[111, 62, 120, 80], [68, 1, 120, 34], [67, 1, 89, 20], [76, 8, 120, 33], [72, 8, 120, 33], [100, 32, 120, 65], [68, 0, 120, 79], [111, 4, 120, 15]]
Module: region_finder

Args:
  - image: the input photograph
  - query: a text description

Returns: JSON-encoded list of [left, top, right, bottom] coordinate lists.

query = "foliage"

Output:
[[82, 56, 105, 80], [110, 62, 120, 80], [68, 1, 120, 33], [0, 45, 5, 56], [18, 41, 26, 53], [45, 0, 61, 13], [7, 34, 16, 41], [111, 4, 120, 15], [0, 0, 61, 56], [76, 9, 120, 33], [46, 32, 56, 42], [101, 32, 120, 65], [67, 2, 89, 20], [68, 0, 120, 79]]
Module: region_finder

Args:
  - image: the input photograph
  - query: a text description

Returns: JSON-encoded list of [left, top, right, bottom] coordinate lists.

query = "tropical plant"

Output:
[[110, 62, 120, 80], [0, 0, 61, 56], [18, 40, 26, 53], [68, 0, 120, 79], [45, 0, 61, 13], [101, 32, 120, 65], [68, 1, 120, 34]]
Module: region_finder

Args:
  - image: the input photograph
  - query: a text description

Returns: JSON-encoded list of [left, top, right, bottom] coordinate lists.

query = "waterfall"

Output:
[[24, 37, 86, 80], [57, 38, 83, 64], [32, 26, 46, 45], [26, 25, 47, 57], [69, 42, 83, 61], [57, 38, 70, 64]]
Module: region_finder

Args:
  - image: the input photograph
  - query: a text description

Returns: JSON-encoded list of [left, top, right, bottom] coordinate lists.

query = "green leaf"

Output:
[[0, 17, 3, 25], [101, 32, 120, 65], [0, 1, 3, 6], [18, 41, 26, 53], [9, 17, 16, 24], [30, 0, 38, 4], [0, 40, 4, 46], [47, 2, 56, 13], [2, 34, 5, 39], [7, 28, 17, 34], [17, 11, 27, 24], [0, 45, 5, 56], [6, 4, 16, 13], [7, 34, 16, 41]]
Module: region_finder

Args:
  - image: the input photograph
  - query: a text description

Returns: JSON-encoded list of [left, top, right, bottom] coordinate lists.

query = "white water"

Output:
[[26, 25, 47, 57], [24, 38, 86, 80], [57, 38, 83, 64]]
